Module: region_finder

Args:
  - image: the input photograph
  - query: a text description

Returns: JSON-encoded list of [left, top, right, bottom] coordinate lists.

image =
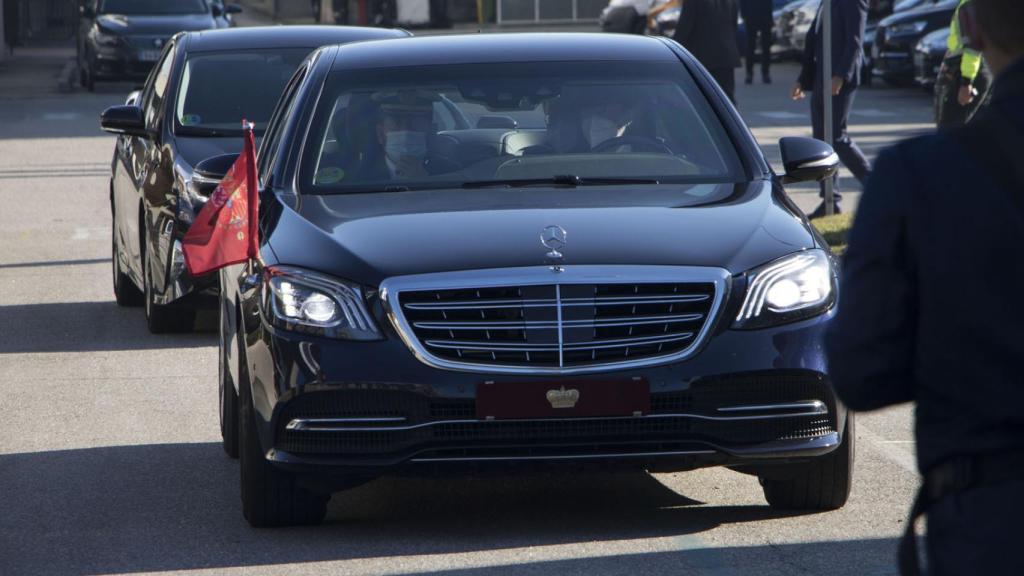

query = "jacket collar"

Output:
[[991, 57, 1024, 103]]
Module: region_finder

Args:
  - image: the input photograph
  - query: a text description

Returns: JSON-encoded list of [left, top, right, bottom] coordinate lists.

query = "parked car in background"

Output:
[[599, 0, 658, 34], [914, 26, 949, 88], [872, 0, 956, 85], [77, 0, 241, 91], [210, 0, 243, 27], [208, 32, 851, 528], [98, 26, 409, 333], [774, 0, 817, 57]]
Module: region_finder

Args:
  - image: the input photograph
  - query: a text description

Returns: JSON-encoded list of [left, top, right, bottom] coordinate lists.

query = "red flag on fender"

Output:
[[182, 122, 259, 276]]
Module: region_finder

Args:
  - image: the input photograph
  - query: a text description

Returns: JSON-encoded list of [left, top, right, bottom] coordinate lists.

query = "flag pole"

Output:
[[822, 0, 834, 216]]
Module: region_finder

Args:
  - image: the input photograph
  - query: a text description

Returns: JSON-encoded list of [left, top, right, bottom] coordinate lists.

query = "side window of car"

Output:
[[258, 64, 308, 188], [142, 47, 175, 131]]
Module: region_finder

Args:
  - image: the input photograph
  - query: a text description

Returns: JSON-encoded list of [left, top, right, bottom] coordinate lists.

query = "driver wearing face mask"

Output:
[[372, 92, 435, 179], [545, 96, 636, 153]]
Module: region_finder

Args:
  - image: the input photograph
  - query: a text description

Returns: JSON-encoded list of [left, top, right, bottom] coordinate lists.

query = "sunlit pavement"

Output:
[[0, 55, 929, 576]]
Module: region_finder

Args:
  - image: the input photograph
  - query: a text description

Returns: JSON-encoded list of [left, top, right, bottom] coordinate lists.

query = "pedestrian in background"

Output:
[[826, 0, 1024, 573], [935, 0, 991, 127], [791, 0, 870, 218], [740, 0, 774, 84], [674, 0, 742, 104]]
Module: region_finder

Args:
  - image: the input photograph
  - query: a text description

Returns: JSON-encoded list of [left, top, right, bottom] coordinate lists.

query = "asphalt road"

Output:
[[0, 63, 931, 576]]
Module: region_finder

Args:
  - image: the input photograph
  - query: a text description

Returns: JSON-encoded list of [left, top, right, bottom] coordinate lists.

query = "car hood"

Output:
[[265, 182, 814, 286], [96, 13, 214, 36], [175, 136, 241, 168]]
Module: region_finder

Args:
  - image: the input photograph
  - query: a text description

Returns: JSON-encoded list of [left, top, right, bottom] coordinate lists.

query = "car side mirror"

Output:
[[192, 153, 240, 197], [226, 4, 243, 14], [779, 137, 839, 184], [100, 105, 148, 138], [211, 4, 224, 16], [476, 115, 518, 130]]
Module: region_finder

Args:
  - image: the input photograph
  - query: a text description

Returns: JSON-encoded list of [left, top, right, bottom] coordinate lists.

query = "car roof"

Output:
[[329, 33, 681, 71], [183, 26, 409, 53]]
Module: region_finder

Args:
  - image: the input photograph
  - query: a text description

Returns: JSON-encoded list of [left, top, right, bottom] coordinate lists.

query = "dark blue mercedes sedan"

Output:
[[210, 33, 848, 527]]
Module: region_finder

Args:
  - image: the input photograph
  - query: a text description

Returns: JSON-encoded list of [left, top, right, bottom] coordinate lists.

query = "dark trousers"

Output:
[[810, 81, 871, 202], [708, 67, 736, 105], [745, 20, 772, 78], [925, 480, 1024, 575]]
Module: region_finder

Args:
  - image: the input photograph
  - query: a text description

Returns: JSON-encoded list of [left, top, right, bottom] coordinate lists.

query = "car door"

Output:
[[123, 44, 175, 281]]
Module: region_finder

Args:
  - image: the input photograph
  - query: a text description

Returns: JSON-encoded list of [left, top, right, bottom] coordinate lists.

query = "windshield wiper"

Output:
[[461, 175, 660, 189]]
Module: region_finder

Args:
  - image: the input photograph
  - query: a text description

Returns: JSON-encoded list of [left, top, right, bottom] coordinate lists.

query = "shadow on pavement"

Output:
[[0, 301, 214, 353], [0, 442, 894, 576]]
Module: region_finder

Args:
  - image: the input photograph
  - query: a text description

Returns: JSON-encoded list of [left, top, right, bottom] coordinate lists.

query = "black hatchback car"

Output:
[[98, 26, 409, 333], [77, 0, 243, 91], [210, 33, 848, 527]]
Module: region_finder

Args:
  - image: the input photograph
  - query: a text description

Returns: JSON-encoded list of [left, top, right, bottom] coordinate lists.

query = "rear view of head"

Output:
[[971, 0, 1024, 75]]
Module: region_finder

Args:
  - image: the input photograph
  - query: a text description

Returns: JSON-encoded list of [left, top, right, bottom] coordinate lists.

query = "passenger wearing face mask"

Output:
[[363, 92, 435, 180]]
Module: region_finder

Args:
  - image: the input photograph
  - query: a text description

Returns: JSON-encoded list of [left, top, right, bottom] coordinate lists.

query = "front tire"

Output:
[[143, 241, 195, 333], [239, 363, 328, 527], [112, 220, 143, 307], [760, 413, 854, 511]]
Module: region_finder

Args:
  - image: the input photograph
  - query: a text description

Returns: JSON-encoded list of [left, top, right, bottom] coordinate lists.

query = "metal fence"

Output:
[[14, 0, 77, 43], [496, 0, 605, 24]]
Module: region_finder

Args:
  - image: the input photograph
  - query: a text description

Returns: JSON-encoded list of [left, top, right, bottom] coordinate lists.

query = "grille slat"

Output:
[[403, 293, 710, 311], [397, 280, 716, 370]]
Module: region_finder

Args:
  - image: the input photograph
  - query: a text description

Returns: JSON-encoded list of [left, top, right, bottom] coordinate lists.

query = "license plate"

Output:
[[138, 50, 160, 62], [476, 379, 650, 419]]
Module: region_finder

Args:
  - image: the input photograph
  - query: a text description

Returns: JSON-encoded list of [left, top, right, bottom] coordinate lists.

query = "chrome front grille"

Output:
[[382, 266, 729, 374]]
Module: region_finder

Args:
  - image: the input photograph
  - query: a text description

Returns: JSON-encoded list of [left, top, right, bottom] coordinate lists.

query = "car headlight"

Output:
[[889, 20, 927, 36], [734, 249, 836, 329], [262, 266, 381, 340], [91, 28, 123, 47]]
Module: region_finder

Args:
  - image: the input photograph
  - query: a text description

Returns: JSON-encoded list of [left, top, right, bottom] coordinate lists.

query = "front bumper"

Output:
[[247, 308, 844, 479], [91, 50, 160, 81]]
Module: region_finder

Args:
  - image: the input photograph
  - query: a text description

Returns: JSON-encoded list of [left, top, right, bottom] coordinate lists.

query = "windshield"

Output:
[[302, 61, 743, 194], [175, 49, 310, 136], [99, 0, 209, 15]]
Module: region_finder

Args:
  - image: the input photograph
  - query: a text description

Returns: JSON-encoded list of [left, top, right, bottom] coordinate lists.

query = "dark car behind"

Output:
[[77, 0, 242, 91], [872, 0, 956, 85], [914, 26, 949, 87], [99, 26, 410, 333]]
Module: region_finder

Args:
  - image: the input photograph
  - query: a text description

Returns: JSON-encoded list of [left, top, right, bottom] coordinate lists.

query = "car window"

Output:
[[302, 61, 743, 193], [141, 46, 174, 131], [175, 49, 309, 137], [258, 63, 309, 188]]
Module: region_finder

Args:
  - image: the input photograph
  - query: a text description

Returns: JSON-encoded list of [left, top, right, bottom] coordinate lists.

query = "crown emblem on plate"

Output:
[[546, 386, 580, 409]]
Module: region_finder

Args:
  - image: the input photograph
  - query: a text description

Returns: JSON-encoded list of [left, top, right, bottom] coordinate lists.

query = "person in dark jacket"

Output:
[[826, 0, 1024, 573], [740, 0, 774, 84], [674, 0, 742, 103], [791, 0, 870, 218]]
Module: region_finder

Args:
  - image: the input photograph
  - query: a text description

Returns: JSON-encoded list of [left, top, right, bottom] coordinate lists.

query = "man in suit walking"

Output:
[[674, 0, 742, 103], [740, 0, 775, 84], [792, 0, 871, 218]]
